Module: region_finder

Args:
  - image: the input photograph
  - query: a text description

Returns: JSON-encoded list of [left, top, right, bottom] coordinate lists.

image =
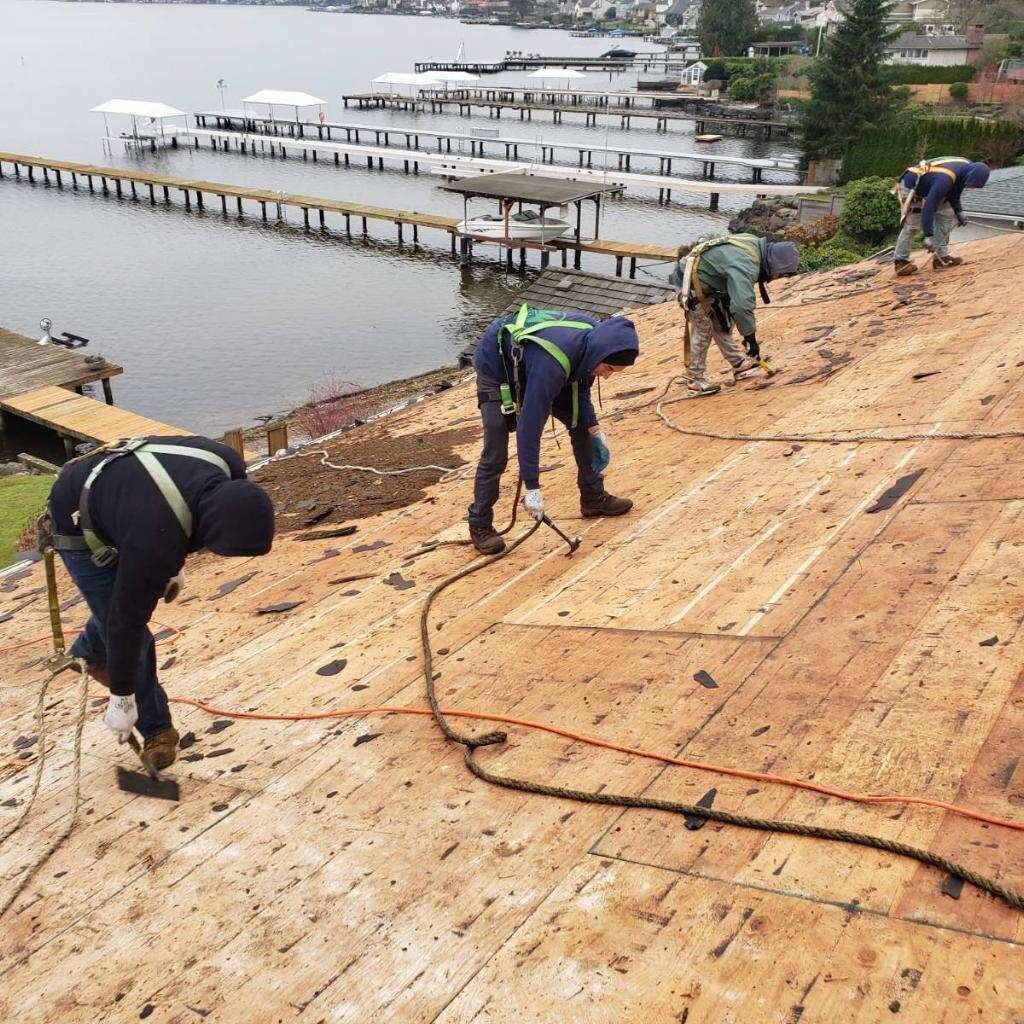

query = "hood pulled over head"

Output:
[[963, 162, 990, 188], [579, 316, 640, 377], [762, 239, 800, 280], [196, 479, 275, 556]]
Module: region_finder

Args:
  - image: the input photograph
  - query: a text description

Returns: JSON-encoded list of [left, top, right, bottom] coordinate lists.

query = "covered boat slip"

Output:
[[91, 99, 192, 154], [443, 173, 615, 269], [2, 236, 1024, 1021]]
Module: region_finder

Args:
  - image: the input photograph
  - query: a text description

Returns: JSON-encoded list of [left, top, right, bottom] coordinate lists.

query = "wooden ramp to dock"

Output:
[[1, 385, 189, 447], [0, 327, 122, 402], [2, 235, 1023, 1022]]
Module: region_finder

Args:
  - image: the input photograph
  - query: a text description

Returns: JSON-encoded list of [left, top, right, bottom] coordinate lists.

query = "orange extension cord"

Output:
[[164, 694, 1024, 835], [3, 619, 1022, 834]]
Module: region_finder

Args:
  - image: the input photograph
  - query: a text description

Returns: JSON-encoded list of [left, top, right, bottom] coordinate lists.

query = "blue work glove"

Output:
[[590, 429, 611, 475], [923, 236, 935, 251]]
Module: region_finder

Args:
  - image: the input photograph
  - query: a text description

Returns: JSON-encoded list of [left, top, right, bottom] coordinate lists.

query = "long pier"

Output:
[[413, 54, 691, 75], [190, 127, 814, 209], [194, 111, 801, 184], [0, 150, 679, 277], [341, 92, 792, 138]]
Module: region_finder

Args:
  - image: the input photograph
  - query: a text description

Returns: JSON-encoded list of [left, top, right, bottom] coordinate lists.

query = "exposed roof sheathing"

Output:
[[2, 236, 1024, 1021]]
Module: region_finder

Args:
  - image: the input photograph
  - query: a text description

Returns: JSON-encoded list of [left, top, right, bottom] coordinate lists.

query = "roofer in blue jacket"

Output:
[[894, 158, 990, 276], [467, 305, 640, 555]]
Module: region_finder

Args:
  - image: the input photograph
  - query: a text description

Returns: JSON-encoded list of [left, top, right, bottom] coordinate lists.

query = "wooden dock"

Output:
[[191, 127, 814, 209], [0, 150, 678, 278], [413, 54, 692, 74], [193, 111, 801, 184], [341, 92, 793, 138], [1, 385, 188, 454], [0, 326, 121, 404]]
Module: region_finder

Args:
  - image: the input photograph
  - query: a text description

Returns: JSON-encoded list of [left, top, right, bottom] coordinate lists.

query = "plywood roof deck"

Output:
[[0, 327, 122, 400], [2, 236, 1024, 1021]]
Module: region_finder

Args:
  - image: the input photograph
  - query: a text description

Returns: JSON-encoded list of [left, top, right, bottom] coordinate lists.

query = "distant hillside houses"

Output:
[[884, 25, 984, 65]]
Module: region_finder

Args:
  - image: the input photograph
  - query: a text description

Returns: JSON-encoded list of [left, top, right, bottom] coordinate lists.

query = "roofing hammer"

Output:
[[541, 514, 581, 556]]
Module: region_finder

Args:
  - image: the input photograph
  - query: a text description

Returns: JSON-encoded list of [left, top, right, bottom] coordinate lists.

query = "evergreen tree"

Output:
[[802, 0, 902, 162], [697, 0, 757, 57]]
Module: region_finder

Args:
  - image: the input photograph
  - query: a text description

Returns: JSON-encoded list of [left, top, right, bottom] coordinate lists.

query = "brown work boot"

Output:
[[933, 254, 963, 269], [894, 259, 918, 277], [469, 524, 506, 555], [143, 727, 180, 771], [580, 490, 633, 518]]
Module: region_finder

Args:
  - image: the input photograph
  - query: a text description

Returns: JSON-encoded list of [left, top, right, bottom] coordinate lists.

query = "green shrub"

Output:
[[883, 64, 975, 84], [702, 56, 786, 84], [838, 177, 901, 245], [840, 117, 1024, 181], [798, 241, 864, 273], [949, 81, 969, 101]]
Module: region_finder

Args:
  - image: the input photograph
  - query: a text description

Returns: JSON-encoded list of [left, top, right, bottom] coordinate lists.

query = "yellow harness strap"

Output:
[[689, 237, 761, 303]]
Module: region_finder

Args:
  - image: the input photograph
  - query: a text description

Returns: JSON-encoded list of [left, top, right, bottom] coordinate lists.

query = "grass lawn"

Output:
[[0, 474, 54, 567]]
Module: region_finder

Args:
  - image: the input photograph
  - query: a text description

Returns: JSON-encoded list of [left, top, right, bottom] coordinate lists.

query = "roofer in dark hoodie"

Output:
[[893, 157, 990, 276], [467, 305, 640, 555], [47, 436, 275, 769]]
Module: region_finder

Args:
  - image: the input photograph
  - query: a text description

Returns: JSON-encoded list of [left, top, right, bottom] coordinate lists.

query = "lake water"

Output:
[[0, 1, 798, 434]]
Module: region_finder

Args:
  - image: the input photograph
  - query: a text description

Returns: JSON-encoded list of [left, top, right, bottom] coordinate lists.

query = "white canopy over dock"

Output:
[[91, 99, 190, 152], [241, 90, 326, 123]]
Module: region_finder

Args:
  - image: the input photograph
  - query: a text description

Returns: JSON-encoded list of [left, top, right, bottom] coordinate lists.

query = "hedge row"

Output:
[[884, 64, 976, 85], [840, 117, 1024, 181], [702, 57, 788, 83]]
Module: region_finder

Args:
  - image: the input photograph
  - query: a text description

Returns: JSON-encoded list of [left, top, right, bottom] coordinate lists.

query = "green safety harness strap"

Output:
[[69, 439, 231, 567], [497, 303, 593, 429]]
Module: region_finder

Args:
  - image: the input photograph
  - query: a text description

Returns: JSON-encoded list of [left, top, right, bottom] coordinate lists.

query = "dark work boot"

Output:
[[933, 254, 963, 269], [580, 491, 633, 518], [894, 259, 918, 277], [143, 727, 180, 771], [469, 524, 506, 555]]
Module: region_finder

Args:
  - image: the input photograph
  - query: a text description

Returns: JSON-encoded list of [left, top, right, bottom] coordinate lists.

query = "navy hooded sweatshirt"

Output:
[[900, 159, 990, 236], [49, 437, 275, 696], [473, 311, 640, 490]]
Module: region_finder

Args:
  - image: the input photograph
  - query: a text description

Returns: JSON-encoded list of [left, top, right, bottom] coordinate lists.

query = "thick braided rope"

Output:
[[421, 525, 1024, 912], [655, 394, 1024, 444], [0, 659, 89, 918], [464, 749, 1024, 911]]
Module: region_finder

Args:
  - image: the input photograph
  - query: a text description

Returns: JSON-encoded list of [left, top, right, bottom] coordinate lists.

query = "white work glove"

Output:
[[163, 569, 185, 603], [923, 236, 935, 251], [103, 694, 138, 744], [523, 488, 545, 522]]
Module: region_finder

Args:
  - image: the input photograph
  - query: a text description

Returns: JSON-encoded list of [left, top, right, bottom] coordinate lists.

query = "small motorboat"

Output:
[[457, 210, 571, 242], [695, 134, 724, 143]]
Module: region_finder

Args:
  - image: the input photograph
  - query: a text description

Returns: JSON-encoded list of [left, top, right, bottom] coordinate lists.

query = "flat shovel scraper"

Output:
[[116, 732, 180, 801]]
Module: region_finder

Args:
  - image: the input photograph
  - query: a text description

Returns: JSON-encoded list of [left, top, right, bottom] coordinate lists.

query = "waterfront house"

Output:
[[884, 26, 983, 66]]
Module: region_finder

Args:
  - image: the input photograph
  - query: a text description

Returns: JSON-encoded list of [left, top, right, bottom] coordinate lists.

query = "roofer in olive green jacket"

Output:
[[669, 233, 800, 397]]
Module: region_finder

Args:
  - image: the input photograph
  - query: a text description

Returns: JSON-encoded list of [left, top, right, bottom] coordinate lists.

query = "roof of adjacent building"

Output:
[[458, 268, 674, 364], [886, 32, 981, 50], [960, 165, 1024, 220]]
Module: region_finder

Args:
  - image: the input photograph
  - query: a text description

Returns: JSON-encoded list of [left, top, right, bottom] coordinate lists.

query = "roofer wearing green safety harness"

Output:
[[669, 233, 800, 397], [468, 304, 641, 555], [45, 436, 275, 769]]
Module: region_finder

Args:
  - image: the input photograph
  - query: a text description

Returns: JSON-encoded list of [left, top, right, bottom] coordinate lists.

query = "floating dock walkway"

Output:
[[341, 92, 792, 138], [0, 326, 121, 406], [1, 384, 188, 455], [193, 111, 801, 184], [0, 150, 680, 277], [190, 127, 814, 208]]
